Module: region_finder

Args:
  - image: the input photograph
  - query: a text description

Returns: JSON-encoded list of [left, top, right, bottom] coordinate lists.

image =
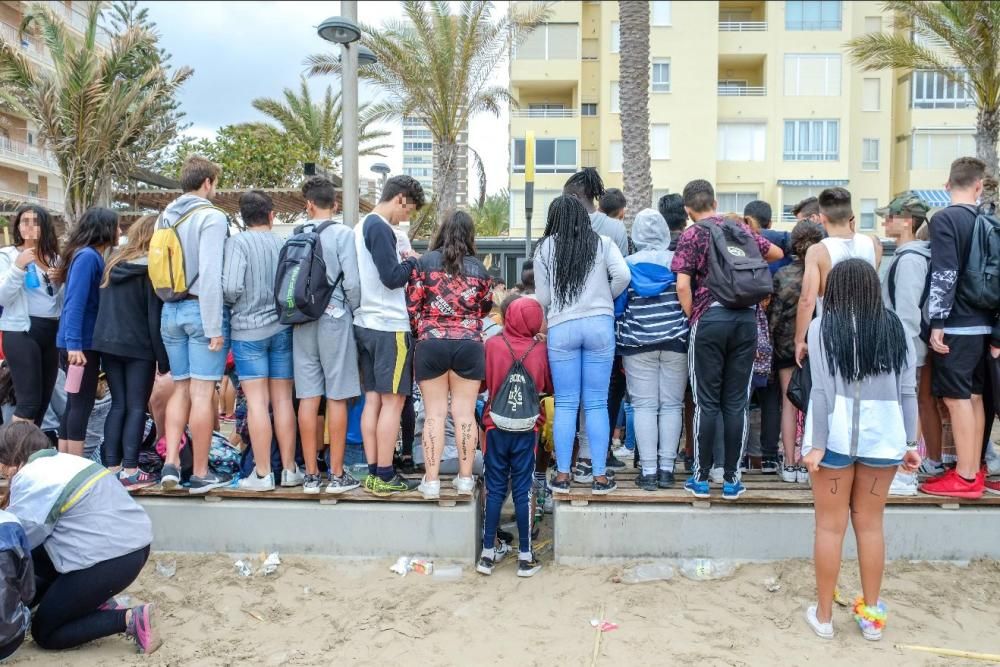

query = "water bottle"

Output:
[[620, 562, 675, 584], [679, 559, 738, 581], [24, 263, 40, 289]]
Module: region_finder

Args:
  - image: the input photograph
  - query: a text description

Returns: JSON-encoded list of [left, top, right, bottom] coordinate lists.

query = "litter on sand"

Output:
[[763, 577, 781, 592], [590, 619, 619, 632], [155, 560, 176, 578], [261, 552, 281, 576], [234, 559, 254, 577]]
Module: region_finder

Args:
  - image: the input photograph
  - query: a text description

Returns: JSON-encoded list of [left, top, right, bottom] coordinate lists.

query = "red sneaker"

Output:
[[919, 469, 984, 499], [985, 478, 1000, 496]]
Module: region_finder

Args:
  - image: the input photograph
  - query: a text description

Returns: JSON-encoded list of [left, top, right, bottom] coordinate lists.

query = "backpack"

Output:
[[887, 249, 931, 311], [696, 219, 772, 309], [148, 205, 221, 302], [955, 204, 1000, 311], [489, 336, 540, 432], [274, 220, 344, 325]]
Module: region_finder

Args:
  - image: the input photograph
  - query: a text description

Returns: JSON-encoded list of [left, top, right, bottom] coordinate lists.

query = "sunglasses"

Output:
[[41, 271, 53, 297]]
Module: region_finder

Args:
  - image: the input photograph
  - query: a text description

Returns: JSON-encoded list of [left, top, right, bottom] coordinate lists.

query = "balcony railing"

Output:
[[718, 85, 767, 96], [719, 20, 767, 31], [0, 21, 53, 66], [512, 109, 578, 118], [0, 137, 59, 170], [43, 1, 112, 46], [0, 188, 63, 212], [581, 149, 599, 168]]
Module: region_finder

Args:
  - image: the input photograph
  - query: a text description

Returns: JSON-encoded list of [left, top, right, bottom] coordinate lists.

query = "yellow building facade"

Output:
[[508, 0, 978, 236]]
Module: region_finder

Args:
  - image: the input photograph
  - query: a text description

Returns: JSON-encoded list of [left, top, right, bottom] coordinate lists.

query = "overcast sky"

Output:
[[141, 1, 510, 197]]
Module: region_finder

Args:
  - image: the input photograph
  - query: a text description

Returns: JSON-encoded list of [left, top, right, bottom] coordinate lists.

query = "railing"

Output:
[[0, 21, 53, 66], [0, 188, 63, 212], [43, 1, 112, 47], [718, 85, 767, 96], [0, 137, 58, 169], [581, 149, 599, 168], [719, 20, 767, 31], [512, 109, 577, 118]]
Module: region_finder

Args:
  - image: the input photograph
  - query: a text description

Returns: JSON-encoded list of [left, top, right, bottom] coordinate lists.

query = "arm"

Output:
[[670, 227, 701, 319], [900, 338, 918, 442], [7, 483, 53, 551], [928, 211, 959, 329], [893, 255, 927, 351], [147, 280, 169, 372], [338, 230, 361, 311], [605, 241, 631, 297], [364, 219, 416, 290], [804, 330, 830, 455], [61, 252, 101, 352], [221, 239, 246, 307], [794, 245, 823, 364], [198, 214, 229, 339], [676, 273, 693, 318], [405, 261, 424, 335], [0, 252, 25, 308], [533, 245, 552, 309], [871, 234, 883, 270]]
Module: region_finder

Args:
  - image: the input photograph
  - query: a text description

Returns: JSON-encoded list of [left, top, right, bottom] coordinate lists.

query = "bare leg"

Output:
[[164, 379, 190, 467], [241, 379, 273, 477], [376, 393, 406, 469], [360, 391, 381, 468], [810, 463, 855, 624], [269, 379, 296, 471], [449, 372, 482, 479], [297, 397, 322, 476], [850, 464, 896, 607], [944, 395, 984, 479], [419, 375, 450, 482], [326, 399, 348, 477], [188, 379, 217, 479], [917, 365, 942, 462], [779, 367, 797, 464]]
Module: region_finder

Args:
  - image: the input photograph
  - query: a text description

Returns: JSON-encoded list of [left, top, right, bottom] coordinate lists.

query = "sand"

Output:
[[6, 545, 1000, 666]]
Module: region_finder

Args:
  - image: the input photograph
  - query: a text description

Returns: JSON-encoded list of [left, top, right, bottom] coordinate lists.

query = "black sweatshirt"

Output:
[[92, 260, 170, 369], [928, 204, 996, 333]]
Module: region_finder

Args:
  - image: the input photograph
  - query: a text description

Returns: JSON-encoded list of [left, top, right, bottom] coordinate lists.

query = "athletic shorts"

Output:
[[294, 314, 361, 400], [355, 325, 412, 395], [932, 333, 987, 400], [413, 338, 486, 383]]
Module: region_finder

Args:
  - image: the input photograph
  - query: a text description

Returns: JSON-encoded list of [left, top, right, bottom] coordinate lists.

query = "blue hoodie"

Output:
[[615, 209, 689, 355], [56, 246, 104, 351]]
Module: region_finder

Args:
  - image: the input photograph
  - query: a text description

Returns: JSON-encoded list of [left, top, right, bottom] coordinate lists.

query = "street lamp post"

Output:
[[370, 162, 391, 195]]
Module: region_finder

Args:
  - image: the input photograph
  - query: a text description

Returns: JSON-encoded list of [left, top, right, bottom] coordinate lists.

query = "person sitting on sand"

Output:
[[0, 422, 161, 654], [800, 259, 920, 641]]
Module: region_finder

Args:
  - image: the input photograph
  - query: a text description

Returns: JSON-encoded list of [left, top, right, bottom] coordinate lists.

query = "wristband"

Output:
[[905, 441, 918, 451]]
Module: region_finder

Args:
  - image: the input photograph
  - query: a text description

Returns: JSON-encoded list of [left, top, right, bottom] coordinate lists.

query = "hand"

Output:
[[930, 329, 949, 355], [991, 346, 999, 359], [534, 332, 547, 342], [403, 249, 421, 260], [902, 450, 922, 472], [14, 248, 35, 270], [795, 340, 808, 367], [208, 336, 224, 353], [802, 448, 824, 474], [67, 350, 87, 366]]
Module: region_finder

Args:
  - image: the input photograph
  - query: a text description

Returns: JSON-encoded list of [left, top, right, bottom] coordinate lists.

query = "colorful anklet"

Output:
[[852, 596, 886, 632]]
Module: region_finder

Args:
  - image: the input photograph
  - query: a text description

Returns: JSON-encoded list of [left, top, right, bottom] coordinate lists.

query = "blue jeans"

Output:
[[232, 329, 293, 381], [548, 315, 615, 477], [819, 449, 902, 469], [161, 300, 230, 381], [624, 402, 636, 451]]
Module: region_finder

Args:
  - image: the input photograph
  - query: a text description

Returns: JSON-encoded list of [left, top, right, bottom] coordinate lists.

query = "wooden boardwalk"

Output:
[[130, 483, 474, 507]]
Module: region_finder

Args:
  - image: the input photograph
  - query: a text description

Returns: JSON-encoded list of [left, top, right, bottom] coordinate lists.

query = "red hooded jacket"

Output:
[[483, 297, 552, 431]]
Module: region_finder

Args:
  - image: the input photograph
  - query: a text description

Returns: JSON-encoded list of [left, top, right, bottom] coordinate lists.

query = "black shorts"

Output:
[[932, 333, 987, 400], [354, 326, 412, 395], [413, 338, 485, 383]]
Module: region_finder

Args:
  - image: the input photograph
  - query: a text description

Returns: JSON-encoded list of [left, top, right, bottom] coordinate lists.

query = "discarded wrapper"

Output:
[[261, 552, 281, 576], [234, 559, 253, 577], [590, 619, 619, 632], [410, 559, 434, 575], [390, 556, 410, 576]]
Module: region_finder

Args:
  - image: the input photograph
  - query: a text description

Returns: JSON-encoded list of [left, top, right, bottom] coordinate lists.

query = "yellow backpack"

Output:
[[148, 205, 220, 302]]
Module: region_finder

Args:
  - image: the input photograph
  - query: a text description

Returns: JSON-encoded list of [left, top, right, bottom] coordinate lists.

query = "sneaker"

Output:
[[722, 479, 746, 500], [418, 476, 441, 500], [761, 458, 780, 475], [188, 471, 231, 495], [126, 603, 162, 654], [453, 476, 476, 496], [494, 540, 512, 563], [919, 469, 984, 499], [238, 470, 275, 492], [634, 473, 658, 492], [684, 476, 710, 499], [796, 465, 810, 484], [985, 478, 1000, 495], [302, 474, 322, 494], [326, 470, 360, 494], [517, 554, 542, 578], [612, 445, 631, 460], [363, 474, 377, 492], [606, 453, 626, 469], [592, 476, 617, 495], [539, 489, 555, 513], [918, 459, 946, 477], [281, 465, 305, 488], [119, 469, 156, 491], [888, 470, 918, 497], [657, 469, 675, 489], [781, 465, 799, 483], [709, 466, 724, 485], [572, 459, 594, 484], [550, 476, 571, 494], [370, 474, 419, 497], [683, 454, 695, 473], [476, 552, 496, 576], [852, 597, 886, 641], [160, 463, 181, 490], [805, 605, 834, 640]]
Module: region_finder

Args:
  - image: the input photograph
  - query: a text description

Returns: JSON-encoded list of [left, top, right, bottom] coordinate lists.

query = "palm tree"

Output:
[[472, 189, 510, 237], [846, 1, 1000, 204], [618, 1, 652, 226], [252, 77, 391, 173], [305, 1, 549, 221], [0, 2, 191, 224]]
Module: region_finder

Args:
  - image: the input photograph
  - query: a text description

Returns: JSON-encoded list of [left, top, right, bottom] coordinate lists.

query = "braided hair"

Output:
[[542, 195, 599, 309], [820, 258, 907, 383], [563, 168, 605, 208]]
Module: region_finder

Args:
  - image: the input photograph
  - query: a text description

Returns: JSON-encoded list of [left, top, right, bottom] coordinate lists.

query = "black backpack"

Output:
[[696, 219, 772, 309], [887, 249, 931, 311], [489, 336, 540, 432], [274, 220, 344, 325], [955, 204, 1000, 311]]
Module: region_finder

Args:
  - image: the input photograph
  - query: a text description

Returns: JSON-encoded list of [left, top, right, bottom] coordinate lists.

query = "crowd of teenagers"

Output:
[[0, 153, 993, 656]]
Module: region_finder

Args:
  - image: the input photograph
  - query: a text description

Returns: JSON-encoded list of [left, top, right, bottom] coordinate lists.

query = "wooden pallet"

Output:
[[130, 484, 474, 507]]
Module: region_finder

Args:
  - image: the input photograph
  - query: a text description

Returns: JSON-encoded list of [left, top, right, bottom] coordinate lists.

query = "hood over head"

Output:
[[631, 208, 669, 251], [503, 297, 544, 339]]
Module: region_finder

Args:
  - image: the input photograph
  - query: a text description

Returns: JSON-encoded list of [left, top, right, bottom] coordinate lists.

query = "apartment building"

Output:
[[508, 0, 979, 236], [402, 115, 469, 207]]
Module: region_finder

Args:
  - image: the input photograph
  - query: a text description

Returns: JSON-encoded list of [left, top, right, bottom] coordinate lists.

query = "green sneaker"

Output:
[[363, 474, 377, 492], [370, 473, 419, 497]]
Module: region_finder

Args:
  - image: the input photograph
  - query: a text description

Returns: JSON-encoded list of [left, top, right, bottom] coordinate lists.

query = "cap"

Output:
[[876, 192, 930, 218]]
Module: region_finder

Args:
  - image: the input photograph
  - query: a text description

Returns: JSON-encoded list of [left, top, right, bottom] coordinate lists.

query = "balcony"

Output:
[[581, 150, 598, 168], [719, 21, 767, 31], [42, 1, 112, 47], [0, 21, 53, 66], [0, 188, 63, 212], [511, 109, 578, 119], [718, 85, 766, 96], [0, 137, 59, 171]]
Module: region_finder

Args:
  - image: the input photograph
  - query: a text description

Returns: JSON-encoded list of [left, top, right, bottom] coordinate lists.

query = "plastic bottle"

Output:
[[24, 263, 39, 289], [620, 562, 675, 584], [431, 564, 463, 581], [679, 559, 737, 581]]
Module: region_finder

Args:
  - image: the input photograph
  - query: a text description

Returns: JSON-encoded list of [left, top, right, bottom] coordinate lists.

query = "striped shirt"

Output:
[[222, 229, 287, 341], [616, 248, 689, 355]]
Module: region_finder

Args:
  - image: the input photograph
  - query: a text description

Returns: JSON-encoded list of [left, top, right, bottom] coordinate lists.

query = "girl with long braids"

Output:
[[801, 258, 920, 642], [535, 195, 630, 494], [564, 168, 628, 256]]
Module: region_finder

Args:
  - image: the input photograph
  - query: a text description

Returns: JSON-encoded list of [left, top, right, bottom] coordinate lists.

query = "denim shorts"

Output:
[[819, 449, 902, 469], [232, 329, 293, 381], [160, 300, 230, 382]]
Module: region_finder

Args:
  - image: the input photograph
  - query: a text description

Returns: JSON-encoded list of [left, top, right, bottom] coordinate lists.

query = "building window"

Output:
[[581, 103, 598, 116], [785, 1, 842, 31], [910, 131, 975, 170], [526, 103, 567, 118], [862, 78, 881, 111], [611, 81, 620, 113], [610, 141, 623, 172], [781, 186, 822, 222], [784, 54, 841, 96], [652, 59, 671, 93], [864, 16, 881, 33], [717, 123, 766, 161], [862, 138, 879, 171], [513, 138, 577, 174], [403, 167, 433, 178], [859, 199, 877, 231], [403, 128, 433, 139], [611, 21, 620, 53], [651, 124, 671, 160], [515, 23, 579, 60], [783, 119, 839, 161], [911, 70, 974, 109], [718, 192, 759, 214], [403, 142, 433, 152], [651, 1, 671, 26]]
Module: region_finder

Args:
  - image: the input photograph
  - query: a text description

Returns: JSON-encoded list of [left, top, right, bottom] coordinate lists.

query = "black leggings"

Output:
[[401, 396, 415, 458], [31, 544, 149, 650], [2, 317, 59, 424], [102, 353, 156, 468], [58, 349, 101, 441]]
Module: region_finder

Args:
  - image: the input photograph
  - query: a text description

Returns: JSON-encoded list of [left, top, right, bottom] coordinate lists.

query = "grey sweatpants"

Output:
[[623, 349, 687, 475]]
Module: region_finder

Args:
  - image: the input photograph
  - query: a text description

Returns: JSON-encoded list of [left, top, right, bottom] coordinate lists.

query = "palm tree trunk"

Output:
[[433, 140, 459, 221], [975, 105, 999, 207], [619, 0, 652, 228]]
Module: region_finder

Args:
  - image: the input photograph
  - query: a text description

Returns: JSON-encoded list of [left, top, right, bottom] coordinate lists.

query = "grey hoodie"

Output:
[[160, 193, 229, 338], [535, 234, 630, 329], [880, 239, 931, 366], [630, 208, 671, 261], [590, 211, 629, 256]]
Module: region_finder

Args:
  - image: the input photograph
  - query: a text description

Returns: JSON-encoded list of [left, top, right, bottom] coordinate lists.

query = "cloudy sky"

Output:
[[142, 1, 510, 197]]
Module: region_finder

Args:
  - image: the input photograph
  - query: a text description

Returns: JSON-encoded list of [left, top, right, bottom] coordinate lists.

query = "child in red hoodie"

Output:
[[478, 296, 552, 578]]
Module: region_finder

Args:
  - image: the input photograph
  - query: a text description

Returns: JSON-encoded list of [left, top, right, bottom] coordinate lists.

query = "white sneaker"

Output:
[[709, 467, 724, 485], [281, 465, 304, 488], [453, 476, 475, 496], [781, 465, 799, 483], [418, 476, 441, 500], [238, 470, 275, 492], [805, 605, 834, 639], [889, 470, 918, 496], [612, 445, 631, 460], [918, 459, 945, 477], [796, 465, 810, 484]]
